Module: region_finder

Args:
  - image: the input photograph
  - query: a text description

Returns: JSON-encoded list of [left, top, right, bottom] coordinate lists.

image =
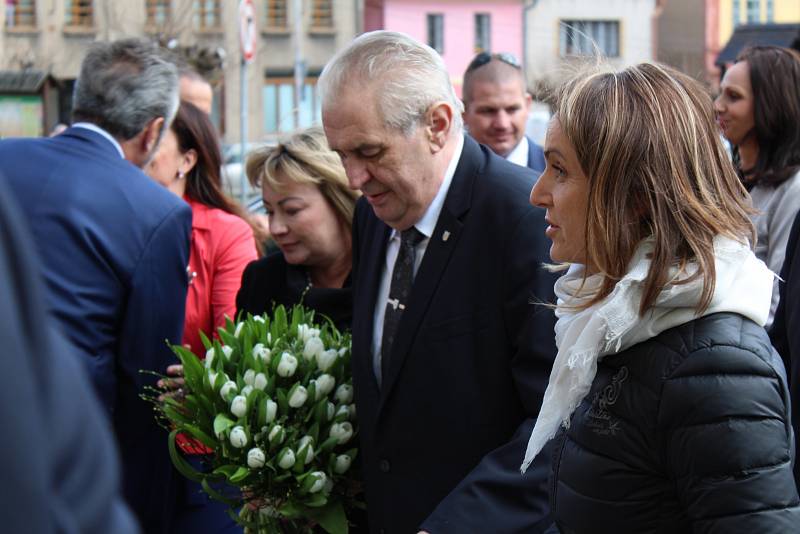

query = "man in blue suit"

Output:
[[321, 31, 557, 533], [462, 51, 546, 175], [0, 39, 191, 532]]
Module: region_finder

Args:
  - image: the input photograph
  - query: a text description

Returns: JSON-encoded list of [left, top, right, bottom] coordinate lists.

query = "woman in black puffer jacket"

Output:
[[524, 62, 800, 532]]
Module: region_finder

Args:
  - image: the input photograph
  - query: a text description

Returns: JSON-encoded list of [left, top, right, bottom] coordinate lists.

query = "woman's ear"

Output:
[[181, 148, 198, 176]]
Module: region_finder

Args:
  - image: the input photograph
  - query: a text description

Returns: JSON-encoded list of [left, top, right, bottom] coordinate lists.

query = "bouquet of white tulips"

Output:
[[156, 305, 359, 533]]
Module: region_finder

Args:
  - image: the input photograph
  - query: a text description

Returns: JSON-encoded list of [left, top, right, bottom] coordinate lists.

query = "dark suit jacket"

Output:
[[351, 135, 558, 533], [236, 250, 353, 332], [526, 135, 546, 175], [0, 127, 192, 532], [770, 209, 800, 490], [0, 179, 139, 534]]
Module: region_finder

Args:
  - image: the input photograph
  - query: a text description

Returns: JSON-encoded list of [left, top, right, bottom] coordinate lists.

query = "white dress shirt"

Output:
[[371, 135, 465, 379], [505, 136, 529, 168], [71, 122, 126, 159]]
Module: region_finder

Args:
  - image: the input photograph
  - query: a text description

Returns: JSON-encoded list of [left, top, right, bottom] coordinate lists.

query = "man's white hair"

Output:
[[318, 31, 464, 136]]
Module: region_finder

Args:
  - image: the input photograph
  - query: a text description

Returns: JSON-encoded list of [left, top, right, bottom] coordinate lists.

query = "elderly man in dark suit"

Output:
[[771, 210, 800, 491], [0, 181, 139, 533], [320, 31, 558, 533], [0, 39, 190, 532], [462, 51, 546, 175]]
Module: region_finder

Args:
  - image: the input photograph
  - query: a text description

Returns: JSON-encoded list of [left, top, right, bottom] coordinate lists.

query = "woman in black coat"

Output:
[[236, 127, 359, 332], [525, 63, 800, 531]]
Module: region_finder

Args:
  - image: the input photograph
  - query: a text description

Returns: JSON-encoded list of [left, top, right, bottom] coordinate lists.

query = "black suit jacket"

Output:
[[526, 135, 546, 175], [0, 127, 191, 532], [770, 210, 800, 490], [351, 135, 558, 533]]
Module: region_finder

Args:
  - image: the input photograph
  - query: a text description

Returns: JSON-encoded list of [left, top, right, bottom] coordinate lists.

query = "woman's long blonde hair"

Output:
[[556, 62, 755, 315]]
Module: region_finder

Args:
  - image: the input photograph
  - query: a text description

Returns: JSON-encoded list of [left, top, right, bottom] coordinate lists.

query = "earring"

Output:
[[177, 170, 185, 180]]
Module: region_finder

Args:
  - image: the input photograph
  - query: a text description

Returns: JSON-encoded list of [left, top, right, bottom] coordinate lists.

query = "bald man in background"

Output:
[[462, 52, 545, 174]]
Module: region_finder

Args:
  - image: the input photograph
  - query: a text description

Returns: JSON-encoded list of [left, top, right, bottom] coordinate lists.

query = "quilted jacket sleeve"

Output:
[[659, 320, 800, 532]]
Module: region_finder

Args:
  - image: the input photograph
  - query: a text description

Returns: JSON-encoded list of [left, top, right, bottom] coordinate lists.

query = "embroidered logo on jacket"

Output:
[[586, 366, 629, 436]]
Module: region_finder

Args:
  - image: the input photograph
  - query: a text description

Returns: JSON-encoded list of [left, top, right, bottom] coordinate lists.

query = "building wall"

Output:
[[524, 0, 657, 89], [718, 0, 800, 46], [0, 0, 359, 142], [657, 0, 706, 81], [383, 0, 523, 96]]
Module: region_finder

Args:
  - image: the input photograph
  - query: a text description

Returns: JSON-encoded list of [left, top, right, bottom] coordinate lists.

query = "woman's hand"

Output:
[[157, 364, 186, 402]]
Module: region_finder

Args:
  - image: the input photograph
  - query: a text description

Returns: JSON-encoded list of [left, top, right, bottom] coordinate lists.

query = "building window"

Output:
[[66, 0, 93, 27], [194, 0, 221, 30], [265, 0, 288, 29], [474, 13, 491, 53], [733, 0, 740, 27], [766, 0, 773, 22], [311, 0, 333, 29], [427, 13, 444, 54], [263, 77, 321, 134], [560, 20, 620, 58], [746, 0, 760, 23], [145, 0, 170, 27], [6, 0, 36, 27]]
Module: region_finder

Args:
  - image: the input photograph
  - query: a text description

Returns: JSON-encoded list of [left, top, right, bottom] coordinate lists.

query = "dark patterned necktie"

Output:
[[379, 227, 425, 385]]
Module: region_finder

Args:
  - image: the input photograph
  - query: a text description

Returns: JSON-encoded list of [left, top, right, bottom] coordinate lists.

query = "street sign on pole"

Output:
[[239, 0, 257, 63], [239, 0, 256, 204]]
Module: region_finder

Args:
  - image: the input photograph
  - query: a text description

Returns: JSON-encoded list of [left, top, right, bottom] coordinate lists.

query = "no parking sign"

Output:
[[239, 0, 257, 63]]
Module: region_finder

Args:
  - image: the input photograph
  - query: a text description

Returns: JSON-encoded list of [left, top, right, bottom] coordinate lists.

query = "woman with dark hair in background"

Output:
[[147, 100, 257, 533], [236, 127, 359, 331], [147, 101, 257, 356], [715, 45, 800, 325], [524, 61, 799, 532]]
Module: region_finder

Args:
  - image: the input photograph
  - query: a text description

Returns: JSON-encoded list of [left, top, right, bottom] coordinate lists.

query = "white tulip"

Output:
[[288, 385, 308, 408], [326, 401, 335, 422], [254, 372, 268, 391], [253, 315, 265, 323], [334, 454, 352, 474], [316, 349, 338, 372], [308, 471, 327, 493], [268, 424, 285, 444], [205, 349, 215, 368], [234, 322, 244, 337], [277, 448, 296, 469], [230, 395, 248, 418], [221, 345, 234, 360], [230, 426, 248, 448], [247, 447, 266, 468], [348, 403, 357, 420], [338, 347, 348, 356], [334, 384, 353, 404], [263, 398, 278, 424], [241, 385, 254, 398], [208, 370, 219, 387], [303, 336, 325, 361], [335, 404, 350, 420], [243, 369, 256, 386], [298, 435, 315, 464], [314, 374, 336, 400], [277, 352, 298, 377], [329, 422, 354, 445], [220, 380, 238, 400], [252, 343, 270, 363]]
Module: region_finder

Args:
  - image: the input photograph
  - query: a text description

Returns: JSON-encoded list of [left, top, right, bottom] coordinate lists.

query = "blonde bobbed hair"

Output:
[[246, 127, 359, 228], [555, 62, 755, 315]]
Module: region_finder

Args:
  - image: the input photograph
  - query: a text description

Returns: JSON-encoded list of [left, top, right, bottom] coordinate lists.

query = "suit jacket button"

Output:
[[379, 459, 391, 473]]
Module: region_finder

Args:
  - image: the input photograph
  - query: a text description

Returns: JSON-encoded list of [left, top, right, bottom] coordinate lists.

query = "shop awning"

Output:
[[716, 23, 800, 66]]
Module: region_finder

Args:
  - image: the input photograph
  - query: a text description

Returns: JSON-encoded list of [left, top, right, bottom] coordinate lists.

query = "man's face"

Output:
[[323, 87, 442, 231], [463, 78, 531, 157], [180, 76, 213, 115]]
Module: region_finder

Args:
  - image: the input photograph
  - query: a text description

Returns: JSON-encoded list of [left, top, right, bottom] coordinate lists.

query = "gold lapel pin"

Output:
[[442, 230, 451, 242]]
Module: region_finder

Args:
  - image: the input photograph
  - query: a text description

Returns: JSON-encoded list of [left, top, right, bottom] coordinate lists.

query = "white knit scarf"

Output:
[[520, 235, 774, 473]]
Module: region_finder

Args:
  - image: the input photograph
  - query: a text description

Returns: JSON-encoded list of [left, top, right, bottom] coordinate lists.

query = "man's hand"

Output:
[[156, 363, 185, 402]]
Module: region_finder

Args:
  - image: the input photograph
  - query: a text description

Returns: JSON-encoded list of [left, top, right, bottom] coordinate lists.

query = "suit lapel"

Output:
[[354, 214, 391, 398], [379, 136, 481, 405]]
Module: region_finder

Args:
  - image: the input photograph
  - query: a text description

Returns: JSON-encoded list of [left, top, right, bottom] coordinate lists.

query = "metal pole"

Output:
[[293, 0, 303, 127], [240, 56, 248, 205]]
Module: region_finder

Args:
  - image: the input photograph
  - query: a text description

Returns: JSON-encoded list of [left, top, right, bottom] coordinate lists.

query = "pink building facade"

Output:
[[368, 0, 524, 96]]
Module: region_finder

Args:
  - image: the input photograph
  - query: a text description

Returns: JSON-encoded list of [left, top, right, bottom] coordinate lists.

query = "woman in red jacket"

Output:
[[146, 101, 256, 533], [147, 101, 257, 355]]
